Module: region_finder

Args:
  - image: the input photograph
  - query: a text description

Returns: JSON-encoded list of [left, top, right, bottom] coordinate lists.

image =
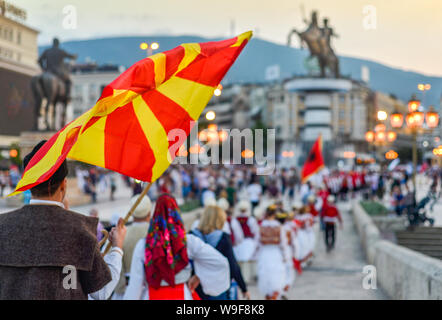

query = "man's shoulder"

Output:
[[0, 205, 97, 234], [0, 205, 99, 270]]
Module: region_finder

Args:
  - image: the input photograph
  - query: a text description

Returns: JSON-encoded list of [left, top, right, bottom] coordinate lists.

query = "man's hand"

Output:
[[109, 218, 127, 249], [242, 291, 251, 300], [187, 275, 200, 292]]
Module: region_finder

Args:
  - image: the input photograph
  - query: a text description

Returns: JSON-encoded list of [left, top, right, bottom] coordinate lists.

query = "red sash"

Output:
[[226, 216, 235, 244], [148, 283, 201, 300], [237, 216, 254, 238]]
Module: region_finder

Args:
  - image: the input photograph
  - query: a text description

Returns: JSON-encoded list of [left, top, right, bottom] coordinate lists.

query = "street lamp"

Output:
[[387, 131, 397, 142], [390, 111, 404, 128], [375, 131, 386, 143], [377, 110, 388, 121], [205, 110, 216, 121], [388, 96, 440, 197], [385, 150, 398, 160], [140, 42, 159, 57], [406, 111, 424, 128], [426, 107, 440, 129], [417, 83, 431, 107], [365, 131, 374, 143], [418, 83, 431, 91], [214, 84, 223, 97], [408, 98, 420, 112]]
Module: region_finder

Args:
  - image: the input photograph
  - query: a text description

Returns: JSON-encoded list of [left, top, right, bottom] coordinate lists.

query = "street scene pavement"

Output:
[[0, 1, 441, 303]]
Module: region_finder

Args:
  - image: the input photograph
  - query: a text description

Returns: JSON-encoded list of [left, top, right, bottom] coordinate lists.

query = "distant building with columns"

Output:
[[266, 77, 404, 167]]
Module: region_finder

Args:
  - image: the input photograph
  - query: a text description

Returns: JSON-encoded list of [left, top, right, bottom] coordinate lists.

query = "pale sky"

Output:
[[13, 0, 442, 76]]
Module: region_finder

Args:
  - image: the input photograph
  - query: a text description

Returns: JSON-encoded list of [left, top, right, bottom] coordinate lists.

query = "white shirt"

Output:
[[89, 247, 123, 300], [246, 183, 262, 202], [198, 171, 210, 189], [29, 199, 65, 208], [202, 190, 216, 206], [124, 234, 230, 300]]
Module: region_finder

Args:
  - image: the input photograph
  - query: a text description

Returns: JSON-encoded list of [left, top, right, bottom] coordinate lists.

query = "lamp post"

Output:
[[140, 42, 159, 57], [417, 83, 431, 108], [389, 96, 439, 195], [365, 111, 397, 162]]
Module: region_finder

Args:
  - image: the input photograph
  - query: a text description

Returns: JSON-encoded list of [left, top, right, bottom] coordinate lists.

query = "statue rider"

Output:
[[38, 38, 77, 100], [321, 18, 338, 49]]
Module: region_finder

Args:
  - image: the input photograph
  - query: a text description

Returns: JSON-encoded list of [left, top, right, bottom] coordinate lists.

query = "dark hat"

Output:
[[23, 140, 68, 187]]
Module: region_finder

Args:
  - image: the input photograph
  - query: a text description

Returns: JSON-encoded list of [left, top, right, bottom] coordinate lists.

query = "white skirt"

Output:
[[257, 245, 286, 297], [295, 229, 312, 260], [234, 238, 258, 262]]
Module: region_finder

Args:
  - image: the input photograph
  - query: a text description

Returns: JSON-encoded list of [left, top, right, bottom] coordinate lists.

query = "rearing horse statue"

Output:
[[288, 11, 340, 78]]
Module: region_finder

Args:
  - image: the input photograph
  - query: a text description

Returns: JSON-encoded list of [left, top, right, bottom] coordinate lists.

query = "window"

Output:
[[17, 31, 21, 44]]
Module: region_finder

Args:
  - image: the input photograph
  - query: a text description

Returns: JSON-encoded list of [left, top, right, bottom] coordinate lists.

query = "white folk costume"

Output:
[[296, 211, 315, 260], [256, 219, 289, 299], [233, 200, 259, 284], [282, 221, 296, 290], [233, 201, 259, 262], [124, 194, 229, 300]]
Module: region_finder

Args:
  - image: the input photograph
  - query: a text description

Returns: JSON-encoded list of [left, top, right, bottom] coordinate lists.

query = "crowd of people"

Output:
[[0, 166, 20, 197], [1, 140, 441, 300], [76, 167, 118, 202]]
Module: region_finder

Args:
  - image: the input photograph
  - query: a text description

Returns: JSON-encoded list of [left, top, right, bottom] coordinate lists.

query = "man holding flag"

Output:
[[0, 32, 251, 300], [0, 141, 127, 299]]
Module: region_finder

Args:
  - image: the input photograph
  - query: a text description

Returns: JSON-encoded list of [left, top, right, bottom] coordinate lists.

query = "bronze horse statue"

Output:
[[30, 70, 69, 131], [288, 11, 340, 78]]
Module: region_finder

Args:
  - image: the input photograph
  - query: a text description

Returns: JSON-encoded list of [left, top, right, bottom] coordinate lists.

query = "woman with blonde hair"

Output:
[[192, 205, 249, 300]]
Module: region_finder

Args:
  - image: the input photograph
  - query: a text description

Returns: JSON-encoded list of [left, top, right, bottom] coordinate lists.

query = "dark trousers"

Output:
[[324, 223, 336, 249]]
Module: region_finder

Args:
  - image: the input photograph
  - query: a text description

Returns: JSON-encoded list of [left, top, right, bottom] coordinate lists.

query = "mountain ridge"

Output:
[[39, 35, 442, 107]]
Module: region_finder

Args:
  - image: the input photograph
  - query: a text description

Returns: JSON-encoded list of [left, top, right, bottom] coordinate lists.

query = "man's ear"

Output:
[[60, 178, 68, 194]]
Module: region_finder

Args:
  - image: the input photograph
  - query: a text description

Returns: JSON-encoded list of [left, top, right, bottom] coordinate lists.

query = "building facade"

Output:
[[68, 64, 125, 121], [0, 3, 38, 145], [266, 77, 373, 167]]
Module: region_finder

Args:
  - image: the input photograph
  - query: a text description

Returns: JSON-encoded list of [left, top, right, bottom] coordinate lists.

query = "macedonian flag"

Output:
[[10, 31, 252, 196], [301, 135, 325, 183]]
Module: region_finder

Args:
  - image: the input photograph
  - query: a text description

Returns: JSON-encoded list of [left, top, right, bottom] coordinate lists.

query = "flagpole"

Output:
[[102, 182, 153, 256]]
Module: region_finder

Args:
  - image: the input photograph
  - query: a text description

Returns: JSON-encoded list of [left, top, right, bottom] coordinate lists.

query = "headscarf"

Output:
[[144, 194, 188, 289]]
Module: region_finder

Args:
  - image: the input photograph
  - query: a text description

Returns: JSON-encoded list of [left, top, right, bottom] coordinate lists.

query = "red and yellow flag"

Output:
[[301, 135, 325, 183], [10, 31, 252, 196]]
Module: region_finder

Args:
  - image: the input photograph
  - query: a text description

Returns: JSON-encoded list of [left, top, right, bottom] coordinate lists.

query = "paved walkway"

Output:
[[248, 201, 388, 300]]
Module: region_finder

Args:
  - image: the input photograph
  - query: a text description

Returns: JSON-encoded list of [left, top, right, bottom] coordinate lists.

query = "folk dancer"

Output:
[[233, 200, 260, 284], [256, 206, 290, 300], [124, 194, 230, 300]]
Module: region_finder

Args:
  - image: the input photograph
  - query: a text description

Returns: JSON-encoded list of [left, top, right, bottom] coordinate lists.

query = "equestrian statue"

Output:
[[31, 38, 77, 131], [288, 11, 340, 78]]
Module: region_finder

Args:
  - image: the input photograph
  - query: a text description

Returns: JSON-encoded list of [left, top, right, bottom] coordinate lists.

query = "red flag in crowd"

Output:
[[301, 135, 325, 183]]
